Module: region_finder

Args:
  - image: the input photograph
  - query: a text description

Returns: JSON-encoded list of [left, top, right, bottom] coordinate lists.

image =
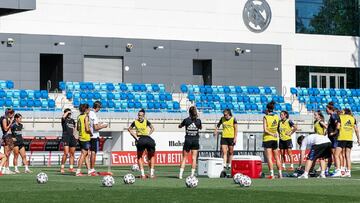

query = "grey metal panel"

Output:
[[20, 62, 38, 72], [19, 0, 36, 9], [63, 63, 83, 73], [20, 71, 38, 81], [19, 81, 38, 90], [63, 72, 82, 82], [0, 1, 18, 8], [0, 33, 282, 91]]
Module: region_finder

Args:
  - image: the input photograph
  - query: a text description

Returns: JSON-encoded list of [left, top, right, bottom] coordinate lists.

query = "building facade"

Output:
[[0, 0, 358, 95]]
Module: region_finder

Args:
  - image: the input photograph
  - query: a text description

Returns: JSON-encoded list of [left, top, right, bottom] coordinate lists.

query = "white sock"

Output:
[[150, 168, 155, 176], [347, 170, 351, 174], [290, 164, 294, 168], [0, 166, 2, 172], [6, 167, 10, 171], [278, 170, 282, 176], [321, 170, 325, 175], [191, 169, 196, 176], [140, 169, 145, 176], [25, 165, 29, 171], [270, 170, 274, 176], [15, 166, 18, 171], [70, 165, 73, 169], [179, 168, 184, 177], [282, 164, 286, 168], [61, 164, 65, 169], [304, 171, 309, 176], [76, 169, 81, 173]]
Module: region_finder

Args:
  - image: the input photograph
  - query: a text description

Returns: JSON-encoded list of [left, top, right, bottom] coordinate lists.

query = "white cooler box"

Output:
[[197, 157, 223, 178]]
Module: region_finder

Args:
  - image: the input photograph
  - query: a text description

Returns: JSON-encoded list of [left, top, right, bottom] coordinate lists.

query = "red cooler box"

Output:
[[231, 155, 262, 178]]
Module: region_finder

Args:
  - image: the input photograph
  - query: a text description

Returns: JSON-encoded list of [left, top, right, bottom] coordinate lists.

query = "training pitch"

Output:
[[1, 165, 360, 203]]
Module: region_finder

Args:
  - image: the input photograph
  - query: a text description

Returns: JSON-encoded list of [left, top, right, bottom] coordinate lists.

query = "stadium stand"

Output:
[[0, 80, 56, 111], [181, 84, 293, 114], [59, 81, 181, 112], [290, 87, 358, 112]]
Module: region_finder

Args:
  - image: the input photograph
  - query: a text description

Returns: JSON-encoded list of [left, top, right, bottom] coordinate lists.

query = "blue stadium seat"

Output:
[[41, 90, 48, 99], [34, 90, 41, 99], [6, 80, 14, 89], [48, 100, 56, 108], [5, 99, 13, 107], [20, 90, 27, 99]]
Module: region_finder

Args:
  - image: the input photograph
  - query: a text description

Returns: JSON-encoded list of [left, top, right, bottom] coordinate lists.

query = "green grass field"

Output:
[[1, 165, 360, 203]]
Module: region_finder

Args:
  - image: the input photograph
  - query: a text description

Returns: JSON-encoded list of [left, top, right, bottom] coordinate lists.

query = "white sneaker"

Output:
[[317, 174, 326, 179], [343, 172, 351, 178], [14, 169, 20, 174], [178, 175, 183, 179], [298, 174, 308, 179], [331, 170, 342, 177], [24, 169, 32, 174]]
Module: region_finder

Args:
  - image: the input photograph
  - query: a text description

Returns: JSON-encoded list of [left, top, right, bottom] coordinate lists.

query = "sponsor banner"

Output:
[[122, 132, 185, 151], [111, 151, 192, 165], [277, 150, 309, 163], [122, 132, 243, 151]]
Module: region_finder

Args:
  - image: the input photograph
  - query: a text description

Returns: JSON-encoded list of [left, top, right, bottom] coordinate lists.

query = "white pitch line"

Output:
[[330, 178, 360, 181]]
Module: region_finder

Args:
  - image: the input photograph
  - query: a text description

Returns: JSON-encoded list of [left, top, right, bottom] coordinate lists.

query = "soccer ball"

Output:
[[239, 175, 252, 187], [233, 173, 244, 184], [185, 176, 198, 188], [102, 175, 115, 187], [123, 174, 136, 184], [36, 172, 48, 184], [131, 164, 139, 172]]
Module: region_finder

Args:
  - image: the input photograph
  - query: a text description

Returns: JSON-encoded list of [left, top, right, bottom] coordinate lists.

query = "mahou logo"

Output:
[[169, 141, 184, 147]]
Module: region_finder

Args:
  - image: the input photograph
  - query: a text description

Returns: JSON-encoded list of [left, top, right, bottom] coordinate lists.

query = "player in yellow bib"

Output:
[[333, 108, 360, 177], [128, 109, 155, 179], [278, 111, 297, 171], [75, 104, 91, 176], [263, 101, 282, 179], [314, 110, 327, 135], [214, 109, 238, 170]]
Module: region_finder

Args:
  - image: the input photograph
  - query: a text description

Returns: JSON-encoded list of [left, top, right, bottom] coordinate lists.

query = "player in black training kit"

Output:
[[178, 106, 202, 179], [11, 113, 31, 173], [60, 108, 77, 174]]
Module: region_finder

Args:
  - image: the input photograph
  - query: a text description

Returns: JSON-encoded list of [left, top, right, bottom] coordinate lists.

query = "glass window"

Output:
[[330, 76, 336, 88], [296, 0, 360, 36], [311, 75, 318, 88]]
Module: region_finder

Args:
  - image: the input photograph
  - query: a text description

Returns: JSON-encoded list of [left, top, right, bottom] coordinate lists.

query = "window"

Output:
[[296, 0, 360, 36], [296, 66, 360, 89]]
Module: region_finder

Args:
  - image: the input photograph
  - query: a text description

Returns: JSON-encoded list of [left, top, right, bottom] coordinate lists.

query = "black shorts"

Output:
[[62, 135, 77, 148], [337, 141, 353, 149], [136, 136, 156, 153], [262, 140, 278, 150], [329, 136, 338, 148], [79, 141, 90, 150], [183, 137, 200, 152], [14, 141, 24, 149], [308, 142, 332, 161], [90, 138, 99, 153], [220, 138, 235, 146], [279, 139, 293, 150]]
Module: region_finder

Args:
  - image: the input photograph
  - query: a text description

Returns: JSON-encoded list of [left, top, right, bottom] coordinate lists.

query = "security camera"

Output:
[[126, 43, 133, 49], [7, 38, 15, 46], [234, 47, 242, 54]]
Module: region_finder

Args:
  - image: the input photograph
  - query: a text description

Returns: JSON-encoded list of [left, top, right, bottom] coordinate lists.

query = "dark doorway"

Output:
[[193, 60, 212, 85], [40, 54, 63, 91]]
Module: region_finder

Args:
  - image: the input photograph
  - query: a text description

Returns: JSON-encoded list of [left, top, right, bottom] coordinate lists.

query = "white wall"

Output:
[[0, 0, 358, 93]]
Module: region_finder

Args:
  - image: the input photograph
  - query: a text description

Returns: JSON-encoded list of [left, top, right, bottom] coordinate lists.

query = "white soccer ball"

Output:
[[131, 164, 139, 172], [239, 175, 252, 187], [233, 173, 244, 184], [36, 172, 48, 184], [102, 175, 115, 187], [185, 176, 199, 188], [123, 174, 136, 184]]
